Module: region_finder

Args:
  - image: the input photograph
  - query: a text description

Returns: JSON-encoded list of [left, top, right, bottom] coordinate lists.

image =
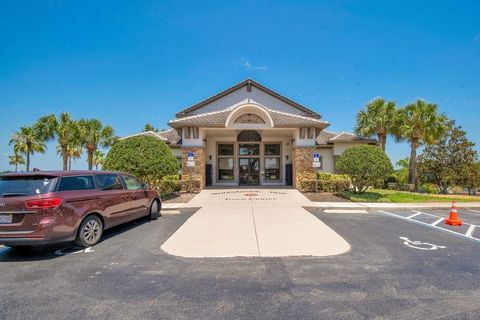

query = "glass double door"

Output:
[[239, 158, 260, 185]]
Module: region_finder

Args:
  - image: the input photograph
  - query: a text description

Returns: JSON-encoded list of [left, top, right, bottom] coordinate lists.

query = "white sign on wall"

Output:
[[187, 160, 195, 167], [312, 161, 321, 168]]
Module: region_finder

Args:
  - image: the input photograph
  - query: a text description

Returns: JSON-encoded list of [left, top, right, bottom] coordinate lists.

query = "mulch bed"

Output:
[[162, 192, 198, 203], [302, 192, 351, 202]]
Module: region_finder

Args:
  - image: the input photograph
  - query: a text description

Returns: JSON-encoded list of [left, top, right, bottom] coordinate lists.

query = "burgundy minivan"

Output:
[[0, 171, 161, 248]]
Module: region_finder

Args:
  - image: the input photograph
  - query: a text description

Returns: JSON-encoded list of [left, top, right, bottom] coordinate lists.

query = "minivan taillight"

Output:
[[26, 198, 62, 210]]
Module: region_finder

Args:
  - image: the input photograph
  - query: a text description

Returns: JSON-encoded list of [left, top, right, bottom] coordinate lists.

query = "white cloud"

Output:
[[238, 58, 267, 71]]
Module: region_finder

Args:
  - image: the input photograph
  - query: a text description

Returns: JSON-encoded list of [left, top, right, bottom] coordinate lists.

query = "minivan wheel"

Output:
[[75, 215, 103, 247], [149, 200, 160, 220]]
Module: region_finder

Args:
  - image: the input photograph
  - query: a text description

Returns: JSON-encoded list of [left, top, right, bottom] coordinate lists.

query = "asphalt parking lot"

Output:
[[1, 208, 480, 320]]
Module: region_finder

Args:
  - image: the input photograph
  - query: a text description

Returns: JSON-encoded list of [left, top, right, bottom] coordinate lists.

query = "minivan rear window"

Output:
[[0, 176, 58, 197], [57, 176, 95, 191]]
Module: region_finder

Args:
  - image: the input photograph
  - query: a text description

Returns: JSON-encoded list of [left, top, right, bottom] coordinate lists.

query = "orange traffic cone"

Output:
[[445, 201, 462, 226]]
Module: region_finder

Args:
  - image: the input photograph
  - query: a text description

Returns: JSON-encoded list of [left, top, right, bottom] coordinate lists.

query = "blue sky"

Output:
[[1, 0, 479, 171]]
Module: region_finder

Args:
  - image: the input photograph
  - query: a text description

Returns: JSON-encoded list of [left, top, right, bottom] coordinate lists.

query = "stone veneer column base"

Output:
[[181, 147, 206, 192], [293, 147, 317, 190]]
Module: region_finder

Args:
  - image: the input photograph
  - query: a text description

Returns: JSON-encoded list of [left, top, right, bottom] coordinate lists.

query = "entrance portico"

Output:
[[161, 79, 376, 190]]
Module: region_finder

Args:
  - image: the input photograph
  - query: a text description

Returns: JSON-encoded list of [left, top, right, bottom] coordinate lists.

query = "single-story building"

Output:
[[124, 79, 375, 190]]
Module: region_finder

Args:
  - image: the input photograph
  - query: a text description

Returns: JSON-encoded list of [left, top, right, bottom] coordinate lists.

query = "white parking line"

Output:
[[468, 209, 480, 214], [406, 212, 423, 219], [431, 217, 444, 226], [466, 225, 476, 238], [378, 210, 480, 243]]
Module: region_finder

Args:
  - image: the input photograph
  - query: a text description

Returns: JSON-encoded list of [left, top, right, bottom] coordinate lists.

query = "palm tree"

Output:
[[78, 119, 115, 170], [56, 144, 83, 170], [393, 99, 447, 187], [68, 146, 83, 170], [355, 98, 397, 151], [9, 126, 46, 172], [394, 157, 409, 184], [92, 150, 105, 170], [35, 112, 79, 170], [8, 153, 25, 172]]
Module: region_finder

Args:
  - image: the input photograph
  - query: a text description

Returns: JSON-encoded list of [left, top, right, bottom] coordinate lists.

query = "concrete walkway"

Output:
[[161, 189, 351, 258]]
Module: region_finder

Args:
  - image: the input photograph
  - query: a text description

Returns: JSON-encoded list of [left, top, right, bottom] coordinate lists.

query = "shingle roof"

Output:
[[119, 131, 168, 141], [157, 129, 182, 145], [316, 130, 376, 145], [328, 132, 375, 143], [119, 130, 182, 146], [168, 107, 329, 129]]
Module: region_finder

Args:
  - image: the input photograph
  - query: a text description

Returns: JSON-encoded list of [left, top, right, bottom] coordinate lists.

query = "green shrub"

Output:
[[160, 179, 181, 194], [336, 145, 393, 194], [181, 179, 202, 193], [387, 182, 397, 190], [419, 183, 438, 194], [103, 135, 180, 188], [163, 174, 180, 181], [316, 173, 351, 192], [299, 179, 317, 192]]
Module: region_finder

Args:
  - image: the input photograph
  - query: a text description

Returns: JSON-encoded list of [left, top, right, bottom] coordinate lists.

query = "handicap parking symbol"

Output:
[[399, 237, 446, 251]]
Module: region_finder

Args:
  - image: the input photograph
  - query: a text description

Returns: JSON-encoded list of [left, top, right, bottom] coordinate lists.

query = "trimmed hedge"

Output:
[[299, 173, 352, 193], [181, 179, 202, 193], [317, 173, 351, 192], [103, 135, 180, 192]]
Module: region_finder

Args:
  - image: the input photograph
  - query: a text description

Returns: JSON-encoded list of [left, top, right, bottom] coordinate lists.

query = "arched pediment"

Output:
[[225, 103, 274, 128]]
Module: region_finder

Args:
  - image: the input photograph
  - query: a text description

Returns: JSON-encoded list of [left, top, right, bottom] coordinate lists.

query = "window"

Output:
[[0, 176, 58, 196], [264, 144, 280, 156], [218, 144, 234, 156], [96, 174, 124, 191], [239, 143, 260, 156], [234, 113, 265, 124], [264, 143, 281, 181], [237, 130, 262, 142], [122, 175, 144, 190], [58, 176, 95, 191], [218, 144, 234, 181]]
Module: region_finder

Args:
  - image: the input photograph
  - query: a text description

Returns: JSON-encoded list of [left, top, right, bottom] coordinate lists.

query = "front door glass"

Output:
[[239, 158, 260, 185]]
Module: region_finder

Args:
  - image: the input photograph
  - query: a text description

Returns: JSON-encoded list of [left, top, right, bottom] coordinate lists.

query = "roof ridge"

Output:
[[175, 79, 321, 118]]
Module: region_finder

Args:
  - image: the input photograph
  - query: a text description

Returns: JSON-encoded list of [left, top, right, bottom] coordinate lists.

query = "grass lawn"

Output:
[[337, 189, 480, 203]]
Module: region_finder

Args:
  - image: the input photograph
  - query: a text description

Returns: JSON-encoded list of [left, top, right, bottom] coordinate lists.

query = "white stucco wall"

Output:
[[333, 142, 362, 156], [315, 148, 335, 173], [187, 86, 306, 116]]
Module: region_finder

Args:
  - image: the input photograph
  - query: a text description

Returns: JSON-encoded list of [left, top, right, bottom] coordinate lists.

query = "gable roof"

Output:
[[168, 106, 329, 129], [119, 131, 168, 141], [316, 130, 376, 145], [175, 79, 321, 119], [119, 130, 181, 146]]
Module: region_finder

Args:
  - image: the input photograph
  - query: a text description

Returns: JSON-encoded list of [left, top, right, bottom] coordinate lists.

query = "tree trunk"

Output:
[[62, 147, 68, 171], [377, 133, 386, 151], [87, 150, 94, 170], [408, 139, 419, 188], [15, 163, 18, 172], [68, 156, 72, 170], [95, 164, 98, 170], [26, 152, 30, 172]]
